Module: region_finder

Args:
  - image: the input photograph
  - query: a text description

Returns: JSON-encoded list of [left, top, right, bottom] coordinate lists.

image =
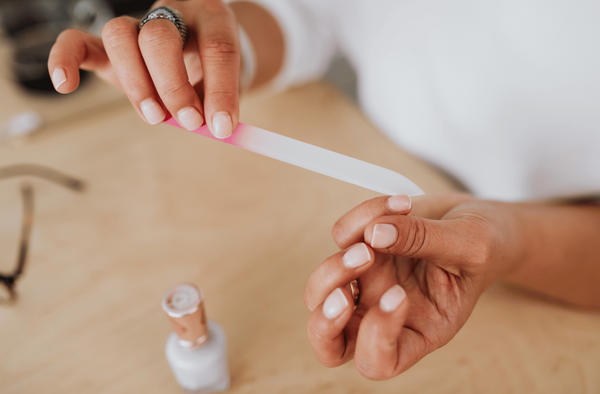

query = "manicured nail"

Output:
[[371, 224, 398, 249], [387, 194, 411, 212], [140, 98, 165, 125], [323, 288, 349, 320], [212, 111, 233, 139], [177, 107, 203, 131], [343, 243, 371, 268], [379, 284, 406, 313], [52, 68, 67, 90]]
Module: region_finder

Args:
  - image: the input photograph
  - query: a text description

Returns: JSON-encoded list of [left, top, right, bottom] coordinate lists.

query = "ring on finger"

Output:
[[139, 6, 189, 48], [349, 279, 360, 306]]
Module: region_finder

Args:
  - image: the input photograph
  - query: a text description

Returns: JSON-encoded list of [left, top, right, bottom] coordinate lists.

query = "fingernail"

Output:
[[52, 68, 67, 90], [212, 111, 233, 139], [343, 243, 371, 268], [177, 107, 204, 131], [140, 98, 165, 125], [323, 288, 349, 320], [387, 194, 411, 212], [379, 284, 406, 313], [371, 224, 398, 249]]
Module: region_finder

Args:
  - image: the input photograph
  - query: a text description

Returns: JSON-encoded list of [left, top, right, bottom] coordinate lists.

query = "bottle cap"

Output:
[[162, 283, 209, 348]]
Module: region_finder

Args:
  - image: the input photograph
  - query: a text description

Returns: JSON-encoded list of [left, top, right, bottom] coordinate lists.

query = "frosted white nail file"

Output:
[[165, 117, 424, 196]]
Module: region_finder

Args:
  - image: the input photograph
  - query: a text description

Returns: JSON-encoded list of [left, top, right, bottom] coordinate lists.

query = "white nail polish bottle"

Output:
[[162, 283, 230, 394]]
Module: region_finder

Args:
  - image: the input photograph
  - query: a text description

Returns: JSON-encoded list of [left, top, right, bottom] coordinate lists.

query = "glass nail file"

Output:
[[164, 117, 424, 196]]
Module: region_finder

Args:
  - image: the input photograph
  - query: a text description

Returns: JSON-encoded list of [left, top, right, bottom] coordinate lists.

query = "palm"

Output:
[[355, 201, 499, 367], [350, 252, 472, 359]]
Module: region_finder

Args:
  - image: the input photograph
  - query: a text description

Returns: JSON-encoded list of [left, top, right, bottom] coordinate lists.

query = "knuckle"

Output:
[[318, 356, 344, 368], [319, 264, 337, 289], [201, 35, 238, 57], [159, 81, 191, 102], [303, 283, 320, 311], [396, 218, 427, 257], [303, 288, 314, 310], [355, 361, 393, 381], [102, 17, 135, 40], [331, 220, 344, 242], [307, 332, 345, 368], [57, 29, 84, 42], [332, 219, 351, 246], [204, 88, 238, 98], [306, 323, 333, 349], [138, 22, 182, 48], [446, 191, 475, 202]]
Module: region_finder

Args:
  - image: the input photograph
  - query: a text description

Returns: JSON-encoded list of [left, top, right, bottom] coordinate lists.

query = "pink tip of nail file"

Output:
[[164, 116, 424, 196]]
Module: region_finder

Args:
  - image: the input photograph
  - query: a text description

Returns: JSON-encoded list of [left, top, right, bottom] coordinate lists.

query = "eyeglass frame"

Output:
[[0, 164, 85, 303]]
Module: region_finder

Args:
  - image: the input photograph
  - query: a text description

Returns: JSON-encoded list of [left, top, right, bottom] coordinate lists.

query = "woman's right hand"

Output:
[[48, 0, 242, 138]]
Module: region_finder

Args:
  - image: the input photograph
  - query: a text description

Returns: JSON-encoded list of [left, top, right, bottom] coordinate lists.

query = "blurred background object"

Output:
[[0, 164, 85, 302], [0, 111, 42, 142], [324, 53, 357, 103], [0, 0, 155, 94]]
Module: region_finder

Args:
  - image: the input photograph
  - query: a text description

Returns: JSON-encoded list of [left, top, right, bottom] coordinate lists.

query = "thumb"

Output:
[[364, 214, 492, 273]]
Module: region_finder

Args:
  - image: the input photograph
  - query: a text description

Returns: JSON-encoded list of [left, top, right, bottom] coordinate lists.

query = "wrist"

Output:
[[493, 202, 535, 280]]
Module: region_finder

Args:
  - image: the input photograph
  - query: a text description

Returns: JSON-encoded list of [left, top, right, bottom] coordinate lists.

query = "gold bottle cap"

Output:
[[162, 283, 209, 348]]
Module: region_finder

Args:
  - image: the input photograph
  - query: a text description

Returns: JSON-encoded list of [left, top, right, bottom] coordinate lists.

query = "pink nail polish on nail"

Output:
[[371, 224, 398, 249], [141, 98, 166, 125], [323, 288, 349, 320], [387, 194, 411, 212], [379, 285, 406, 313], [212, 112, 233, 139], [52, 68, 67, 90], [343, 243, 371, 268], [178, 107, 203, 131]]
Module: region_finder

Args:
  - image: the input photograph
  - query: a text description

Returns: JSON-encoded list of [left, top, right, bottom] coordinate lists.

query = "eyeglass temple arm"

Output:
[[0, 164, 85, 192]]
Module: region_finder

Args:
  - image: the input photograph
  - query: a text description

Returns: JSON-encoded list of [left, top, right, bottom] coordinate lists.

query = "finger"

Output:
[[197, 1, 240, 139], [102, 16, 167, 125], [364, 214, 492, 275], [49, 29, 115, 93], [354, 284, 417, 380], [350, 252, 398, 307], [183, 35, 204, 87], [304, 243, 374, 311], [333, 195, 412, 249], [409, 192, 474, 219], [137, 16, 203, 129], [307, 287, 357, 367]]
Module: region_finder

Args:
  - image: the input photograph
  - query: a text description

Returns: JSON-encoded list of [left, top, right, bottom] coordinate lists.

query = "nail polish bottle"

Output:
[[162, 283, 230, 393]]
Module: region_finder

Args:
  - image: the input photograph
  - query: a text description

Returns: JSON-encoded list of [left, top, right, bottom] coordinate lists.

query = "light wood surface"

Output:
[[1, 51, 599, 393]]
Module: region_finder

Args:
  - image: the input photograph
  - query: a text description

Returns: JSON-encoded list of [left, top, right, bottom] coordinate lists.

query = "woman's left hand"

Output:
[[304, 193, 525, 380]]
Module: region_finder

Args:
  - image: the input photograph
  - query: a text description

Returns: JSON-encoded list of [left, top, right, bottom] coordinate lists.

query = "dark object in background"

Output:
[[104, 0, 154, 17], [0, 164, 85, 303], [0, 0, 153, 95], [12, 40, 90, 93]]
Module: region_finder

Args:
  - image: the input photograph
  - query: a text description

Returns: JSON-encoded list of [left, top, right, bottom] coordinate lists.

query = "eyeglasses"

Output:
[[0, 164, 85, 303]]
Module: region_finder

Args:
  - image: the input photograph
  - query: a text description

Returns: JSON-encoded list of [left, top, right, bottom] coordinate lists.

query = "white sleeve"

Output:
[[231, 0, 338, 92]]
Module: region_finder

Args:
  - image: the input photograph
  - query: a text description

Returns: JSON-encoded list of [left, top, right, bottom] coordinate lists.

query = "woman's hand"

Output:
[[48, 0, 242, 138], [305, 193, 526, 380]]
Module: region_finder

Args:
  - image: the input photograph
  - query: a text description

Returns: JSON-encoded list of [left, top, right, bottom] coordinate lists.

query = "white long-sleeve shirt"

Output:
[[248, 0, 600, 201]]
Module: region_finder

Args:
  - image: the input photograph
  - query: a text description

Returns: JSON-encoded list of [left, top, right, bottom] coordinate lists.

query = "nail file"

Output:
[[164, 117, 424, 196]]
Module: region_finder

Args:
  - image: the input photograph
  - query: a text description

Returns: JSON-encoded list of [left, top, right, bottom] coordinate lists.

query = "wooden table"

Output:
[[1, 49, 599, 393]]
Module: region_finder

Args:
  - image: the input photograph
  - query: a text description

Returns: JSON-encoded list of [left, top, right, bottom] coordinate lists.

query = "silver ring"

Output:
[[139, 6, 189, 48]]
